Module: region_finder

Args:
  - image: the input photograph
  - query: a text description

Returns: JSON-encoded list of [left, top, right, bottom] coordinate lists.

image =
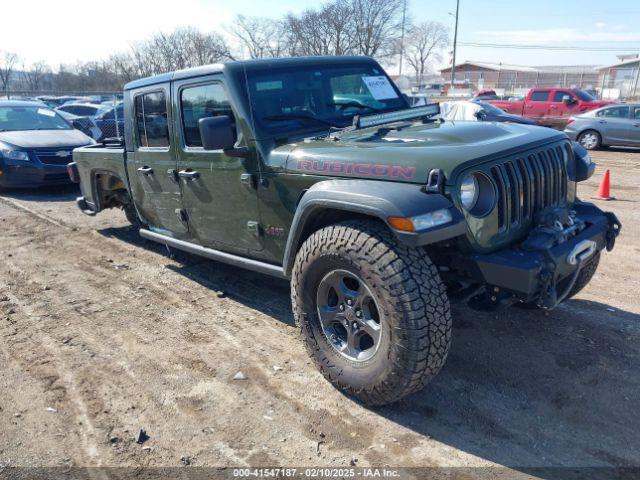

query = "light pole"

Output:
[[398, 0, 408, 75], [450, 0, 460, 91]]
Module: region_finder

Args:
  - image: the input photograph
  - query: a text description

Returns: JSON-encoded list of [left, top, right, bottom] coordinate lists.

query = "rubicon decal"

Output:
[[296, 160, 416, 179]]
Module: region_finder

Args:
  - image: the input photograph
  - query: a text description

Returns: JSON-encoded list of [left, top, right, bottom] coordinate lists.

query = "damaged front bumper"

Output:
[[469, 201, 621, 309]]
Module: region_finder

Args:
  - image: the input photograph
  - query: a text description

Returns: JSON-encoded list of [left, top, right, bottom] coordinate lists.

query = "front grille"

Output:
[[34, 147, 75, 166], [489, 143, 569, 232]]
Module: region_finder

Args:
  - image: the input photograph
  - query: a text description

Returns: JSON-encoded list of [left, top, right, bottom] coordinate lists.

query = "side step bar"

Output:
[[139, 229, 287, 279]]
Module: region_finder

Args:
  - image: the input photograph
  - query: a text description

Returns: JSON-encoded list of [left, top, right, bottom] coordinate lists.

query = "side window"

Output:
[[634, 107, 640, 120], [180, 83, 233, 147], [553, 91, 574, 103], [598, 106, 630, 118], [134, 91, 169, 148], [530, 90, 550, 102]]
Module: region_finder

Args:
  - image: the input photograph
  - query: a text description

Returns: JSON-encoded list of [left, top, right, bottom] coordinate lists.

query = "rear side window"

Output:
[[135, 91, 169, 148], [530, 90, 550, 102], [552, 91, 574, 103], [597, 106, 630, 118], [180, 83, 233, 147]]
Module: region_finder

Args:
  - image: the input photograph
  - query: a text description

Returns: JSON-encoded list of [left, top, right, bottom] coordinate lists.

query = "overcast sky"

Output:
[[2, 0, 639, 71]]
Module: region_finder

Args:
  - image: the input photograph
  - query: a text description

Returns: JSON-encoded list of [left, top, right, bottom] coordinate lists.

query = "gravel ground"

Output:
[[0, 148, 639, 475]]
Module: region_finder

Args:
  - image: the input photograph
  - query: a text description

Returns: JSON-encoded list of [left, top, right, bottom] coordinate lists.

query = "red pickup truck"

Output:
[[483, 88, 614, 128]]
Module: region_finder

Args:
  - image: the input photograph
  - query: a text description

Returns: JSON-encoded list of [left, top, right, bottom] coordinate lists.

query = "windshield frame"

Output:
[[0, 105, 73, 132], [244, 62, 409, 139]]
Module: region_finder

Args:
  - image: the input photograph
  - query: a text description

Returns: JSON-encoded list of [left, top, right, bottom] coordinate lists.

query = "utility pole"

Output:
[[398, 0, 407, 76], [450, 0, 460, 91]]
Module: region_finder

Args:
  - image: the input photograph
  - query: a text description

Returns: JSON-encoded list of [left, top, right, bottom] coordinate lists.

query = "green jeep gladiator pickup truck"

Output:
[[69, 56, 620, 405]]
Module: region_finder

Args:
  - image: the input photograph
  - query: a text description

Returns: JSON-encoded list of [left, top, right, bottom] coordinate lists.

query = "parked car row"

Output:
[[56, 101, 124, 141], [0, 100, 94, 190]]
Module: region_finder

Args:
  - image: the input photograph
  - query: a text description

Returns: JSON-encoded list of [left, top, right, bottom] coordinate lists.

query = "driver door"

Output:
[[173, 76, 263, 254]]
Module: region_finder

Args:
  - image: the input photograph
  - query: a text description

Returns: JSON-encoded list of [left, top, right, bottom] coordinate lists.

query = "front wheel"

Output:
[[291, 220, 452, 405]]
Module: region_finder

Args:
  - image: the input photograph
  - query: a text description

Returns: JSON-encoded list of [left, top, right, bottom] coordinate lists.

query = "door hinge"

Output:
[[247, 221, 262, 236], [176, 209, 188, 222], [240, 173, 256, 189]]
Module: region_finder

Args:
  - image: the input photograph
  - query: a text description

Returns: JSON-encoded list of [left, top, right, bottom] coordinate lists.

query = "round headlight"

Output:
[[460, 173, 479, 211]]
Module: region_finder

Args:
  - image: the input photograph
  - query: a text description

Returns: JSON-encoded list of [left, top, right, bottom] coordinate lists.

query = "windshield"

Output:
[[0, 106, 71, 132], [474, 101, 505, 114], [572, 89, 596, 101], [246, 64, 408, 137]]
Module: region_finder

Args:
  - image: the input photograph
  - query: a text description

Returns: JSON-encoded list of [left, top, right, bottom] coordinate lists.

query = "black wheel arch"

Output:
[[91, 169, 133, 211], [282, 179, 466, 276]]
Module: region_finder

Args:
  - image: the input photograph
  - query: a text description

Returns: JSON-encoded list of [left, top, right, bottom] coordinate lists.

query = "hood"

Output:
[[496, 112, 536, 125], [284, 120, 565, 185], [0, 129, 93, 149]]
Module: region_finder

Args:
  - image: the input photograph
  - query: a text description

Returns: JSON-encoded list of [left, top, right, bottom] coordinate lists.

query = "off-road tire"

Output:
[[291, 219, 452, 405], [578, 130, 602, 150]]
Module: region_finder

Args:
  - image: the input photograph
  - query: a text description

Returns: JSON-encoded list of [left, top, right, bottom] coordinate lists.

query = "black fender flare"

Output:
[[282, 179, 466, 276]]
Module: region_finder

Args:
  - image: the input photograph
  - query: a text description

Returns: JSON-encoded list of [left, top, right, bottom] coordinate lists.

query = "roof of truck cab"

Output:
[[123, 56, 377, 91]]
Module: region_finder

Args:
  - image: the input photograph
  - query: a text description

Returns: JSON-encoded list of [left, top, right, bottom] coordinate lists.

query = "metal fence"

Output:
[[1, 91, 123, 141]]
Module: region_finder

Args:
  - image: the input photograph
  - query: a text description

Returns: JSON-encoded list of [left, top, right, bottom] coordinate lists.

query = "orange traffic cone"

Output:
[[593, 169, 614, 201]]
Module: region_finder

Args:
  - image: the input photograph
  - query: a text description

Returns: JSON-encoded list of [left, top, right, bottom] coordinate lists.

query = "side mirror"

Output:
[[198, 115, 236, 151], [475, 110, 487, 120], [563, 97, 575, 106], [71, 119, 84, 130]]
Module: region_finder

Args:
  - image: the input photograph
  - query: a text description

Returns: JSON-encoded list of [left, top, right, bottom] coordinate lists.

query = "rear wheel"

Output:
[[291, 220, 452, 405], [122, 202, 141, 226], [578, 130, 601, 150]]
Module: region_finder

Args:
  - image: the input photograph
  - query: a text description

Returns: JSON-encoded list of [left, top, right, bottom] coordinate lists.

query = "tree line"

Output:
[[1, 0, 448, 95]]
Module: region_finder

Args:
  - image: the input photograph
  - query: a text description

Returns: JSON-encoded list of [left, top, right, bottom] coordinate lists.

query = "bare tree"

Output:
[[0, 51, 19, 95], [284, 2, 359, 56], [23, 61, 51, 91], [351, 0, 405, 58], [228, 15, 287, 59], [404, 21, 449, 84]]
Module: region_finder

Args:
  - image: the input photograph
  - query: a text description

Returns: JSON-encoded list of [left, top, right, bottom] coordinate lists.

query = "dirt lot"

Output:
[[1, 148, 639, 474]]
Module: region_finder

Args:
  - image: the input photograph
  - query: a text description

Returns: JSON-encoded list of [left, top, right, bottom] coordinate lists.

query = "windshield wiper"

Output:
[[262, 113, 341, 128], [327, 100, 381, 112]]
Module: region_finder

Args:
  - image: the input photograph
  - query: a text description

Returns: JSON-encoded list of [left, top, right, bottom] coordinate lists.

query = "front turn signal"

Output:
[[388, 209, 453, 233]]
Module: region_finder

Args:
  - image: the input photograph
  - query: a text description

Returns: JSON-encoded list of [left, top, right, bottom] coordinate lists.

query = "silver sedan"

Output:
[[564, 104, 640, 150]]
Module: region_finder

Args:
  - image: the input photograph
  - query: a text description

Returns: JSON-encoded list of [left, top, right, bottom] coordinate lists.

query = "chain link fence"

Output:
[[1, 91, 123, 141], [439, 63, 640, 101]]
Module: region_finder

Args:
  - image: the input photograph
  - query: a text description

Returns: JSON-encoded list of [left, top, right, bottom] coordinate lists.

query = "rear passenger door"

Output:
[[126, 85, 188, 236], [173, 76, 263, 254], [596, 106, 632, 144], [526, 90, 550, 123]]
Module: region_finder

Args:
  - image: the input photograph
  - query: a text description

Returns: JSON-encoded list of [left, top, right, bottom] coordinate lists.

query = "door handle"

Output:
[[137, 166, 153, 175], [178, 169, 200, 180], [634, 123, 640, 127], [599, 120, 607, 124], [549, 105, 557, 110]]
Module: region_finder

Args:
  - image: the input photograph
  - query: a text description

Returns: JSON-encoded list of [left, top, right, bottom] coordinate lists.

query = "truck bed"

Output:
[[73, 144, 128, 212]]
